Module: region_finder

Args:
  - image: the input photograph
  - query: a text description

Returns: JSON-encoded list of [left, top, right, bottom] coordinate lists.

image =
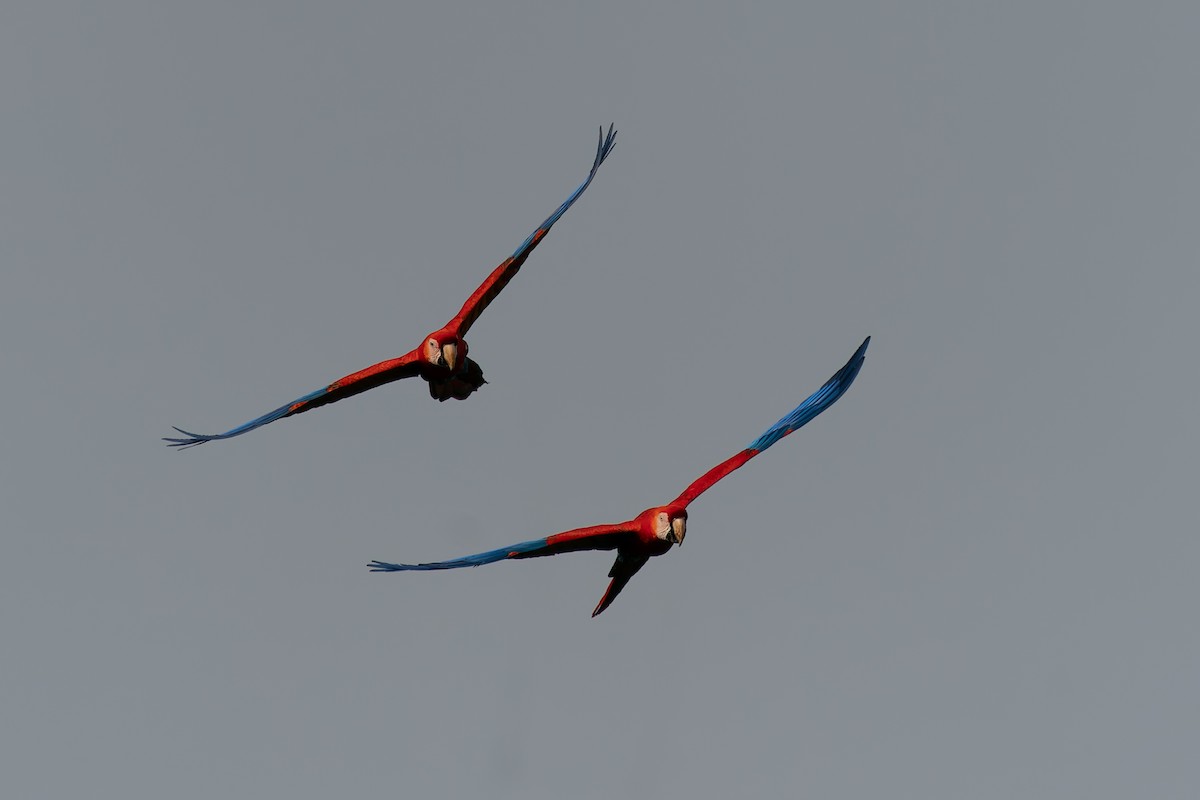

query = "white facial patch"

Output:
[[655, 512, 672, 540]]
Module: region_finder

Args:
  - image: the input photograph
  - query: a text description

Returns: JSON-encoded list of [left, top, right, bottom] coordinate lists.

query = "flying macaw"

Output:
[[164, 125, 618, 449], [369, 336, 870, 616]]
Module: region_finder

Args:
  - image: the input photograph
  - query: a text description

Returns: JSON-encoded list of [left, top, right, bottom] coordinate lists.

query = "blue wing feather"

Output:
[[508, 124, 617, 258], [746, 336, 870, 453], [369, 523, 632, 572], [163, 387, 328, 449], [368, 537, 553, 571]]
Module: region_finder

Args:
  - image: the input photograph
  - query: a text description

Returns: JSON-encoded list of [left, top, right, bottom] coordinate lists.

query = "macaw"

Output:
[[164, 125, 618, 449], [370, 336, 870, 616]]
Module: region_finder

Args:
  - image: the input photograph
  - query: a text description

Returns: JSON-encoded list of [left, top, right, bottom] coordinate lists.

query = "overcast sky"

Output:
[[4, 3, 1199, 798]]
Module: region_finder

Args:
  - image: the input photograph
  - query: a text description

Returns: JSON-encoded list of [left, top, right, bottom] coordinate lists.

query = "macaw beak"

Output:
[[669, 516, 687, 546], [440, 342, 458, 372]]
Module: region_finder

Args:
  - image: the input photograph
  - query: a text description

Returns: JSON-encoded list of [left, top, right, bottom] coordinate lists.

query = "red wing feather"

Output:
[[672, 450, 756, 508], [302, 349, 424, 412], [447, 248, 533, 339]]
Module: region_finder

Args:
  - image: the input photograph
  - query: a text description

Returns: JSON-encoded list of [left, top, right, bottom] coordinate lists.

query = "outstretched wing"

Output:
[[368, 522, 634, 572], [446, 124, 618, 338], [164, 350, 423, 449], [671, 336, 870, 506], [591, 550, 651, 617]]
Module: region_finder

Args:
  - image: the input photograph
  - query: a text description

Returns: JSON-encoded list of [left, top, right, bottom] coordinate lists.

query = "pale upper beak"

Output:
[[669, 516, 687, 545], [440, 342, 458, 372]]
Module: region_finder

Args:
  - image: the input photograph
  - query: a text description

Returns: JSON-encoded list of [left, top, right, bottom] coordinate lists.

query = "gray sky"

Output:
[[4, 2, 1199, 798]]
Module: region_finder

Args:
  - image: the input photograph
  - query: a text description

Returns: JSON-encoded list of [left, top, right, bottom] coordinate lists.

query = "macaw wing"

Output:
[[672, 336, 871, 505], [446, 124, 618, 338], [368, 522, 635, 572], [164, 350, 423, 448], [591, 550, 651, 617]]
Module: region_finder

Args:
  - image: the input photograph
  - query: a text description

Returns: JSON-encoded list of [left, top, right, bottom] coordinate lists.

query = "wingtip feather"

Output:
[[594, 123, 618, 171], [745, 336, 871, 453], [163, 426, 212, 449]]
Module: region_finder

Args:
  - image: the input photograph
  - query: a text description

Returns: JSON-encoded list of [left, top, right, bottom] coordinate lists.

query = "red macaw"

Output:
[[370, 337, 870, 616], [165, 125, 618, 449]]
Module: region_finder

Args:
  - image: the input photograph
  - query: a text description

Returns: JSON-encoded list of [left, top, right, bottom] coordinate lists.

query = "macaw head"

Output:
[[423, 329, 467, 372], [651, 505, 688, 546]]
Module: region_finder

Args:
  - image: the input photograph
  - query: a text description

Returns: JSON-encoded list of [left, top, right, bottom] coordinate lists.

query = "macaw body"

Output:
[[165, 126, 617, 448], [371, 336, 870, 616], [427, 348, 486, 402]]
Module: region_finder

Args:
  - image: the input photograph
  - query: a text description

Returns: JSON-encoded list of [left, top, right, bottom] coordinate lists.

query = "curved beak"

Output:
[[669, 516, 687, 546], [440, 342, 458, 372]]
